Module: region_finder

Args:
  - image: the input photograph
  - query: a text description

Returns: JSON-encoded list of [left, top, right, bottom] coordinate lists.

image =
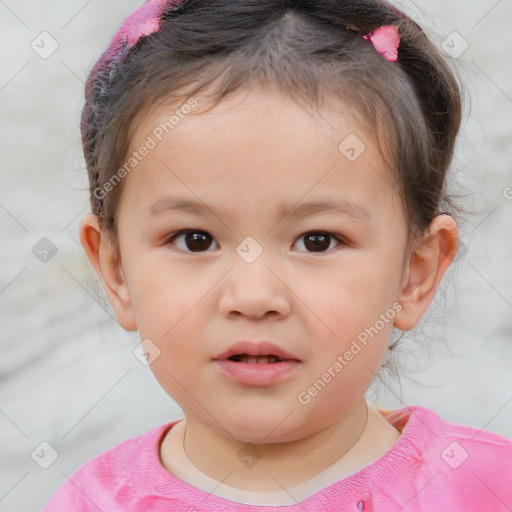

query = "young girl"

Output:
[[44, 0, 512, 509]]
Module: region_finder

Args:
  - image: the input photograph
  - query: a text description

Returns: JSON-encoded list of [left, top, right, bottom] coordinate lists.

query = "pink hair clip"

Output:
[[86, 0, 175, 93], [362, 25, 400, 62]]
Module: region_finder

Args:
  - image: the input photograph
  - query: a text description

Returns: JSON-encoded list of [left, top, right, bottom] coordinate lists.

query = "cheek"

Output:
[[309, 258, 401, 327], [301, 253, 401, 370], [126, 256, 205, 336], [125, 259, 209, 356], [144, 314, 205, 405]]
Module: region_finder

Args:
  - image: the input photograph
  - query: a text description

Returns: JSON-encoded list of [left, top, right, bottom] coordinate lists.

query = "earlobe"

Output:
[[79, 214, 137, 331], [393, 214, 458, 331]]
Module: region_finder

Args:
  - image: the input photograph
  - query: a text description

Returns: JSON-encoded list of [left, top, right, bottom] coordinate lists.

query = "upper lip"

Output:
[[213, 341, 301, 361]]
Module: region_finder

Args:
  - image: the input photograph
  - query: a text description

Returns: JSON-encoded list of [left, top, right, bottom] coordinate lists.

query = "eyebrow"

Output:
[[148, 197, 373, 224]]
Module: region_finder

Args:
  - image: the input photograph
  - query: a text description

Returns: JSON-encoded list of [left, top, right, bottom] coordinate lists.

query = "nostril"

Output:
[[357, 500, 365, 510]]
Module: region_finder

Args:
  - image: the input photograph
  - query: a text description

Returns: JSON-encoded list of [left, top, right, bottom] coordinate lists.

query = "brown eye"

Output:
[[294, 231, 341, 253], [168, 230, 218, 252]]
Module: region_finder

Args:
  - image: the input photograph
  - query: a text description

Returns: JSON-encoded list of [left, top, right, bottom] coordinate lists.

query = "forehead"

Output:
[[120, 87, 400, 225]]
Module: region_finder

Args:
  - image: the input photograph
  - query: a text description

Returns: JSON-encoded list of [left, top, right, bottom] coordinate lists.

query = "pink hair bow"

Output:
[[363, 25, 400, 62]]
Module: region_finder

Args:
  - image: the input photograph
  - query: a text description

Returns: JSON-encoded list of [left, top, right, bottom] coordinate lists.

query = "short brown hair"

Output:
[[81, 0, 462, 256]]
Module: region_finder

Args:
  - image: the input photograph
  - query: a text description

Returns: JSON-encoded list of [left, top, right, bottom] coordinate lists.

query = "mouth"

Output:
[[227, 354, 287, 364], [213, 341, 301, 386], [213, 340, 301, 363]]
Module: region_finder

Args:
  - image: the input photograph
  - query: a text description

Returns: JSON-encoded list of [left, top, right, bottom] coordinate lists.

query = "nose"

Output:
[[218, 255, 292, 321]]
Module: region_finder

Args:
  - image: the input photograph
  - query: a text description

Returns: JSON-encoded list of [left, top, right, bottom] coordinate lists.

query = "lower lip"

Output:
[[213, 359, 301, 387]]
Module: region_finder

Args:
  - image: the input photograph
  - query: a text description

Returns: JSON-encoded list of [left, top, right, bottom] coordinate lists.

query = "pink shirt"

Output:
[[43, 405, 512, 511]]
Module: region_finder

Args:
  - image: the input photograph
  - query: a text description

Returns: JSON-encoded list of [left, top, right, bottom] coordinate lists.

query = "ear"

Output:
[[393, 214, 458, 331], [79, 214, 137, 331]]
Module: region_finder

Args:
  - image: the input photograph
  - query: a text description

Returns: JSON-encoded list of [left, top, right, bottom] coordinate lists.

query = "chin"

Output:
[[220, 410, 316, 445]]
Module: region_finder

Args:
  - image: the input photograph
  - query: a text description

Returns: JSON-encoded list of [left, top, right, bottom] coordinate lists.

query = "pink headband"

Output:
[[86, 0, 400, 94]]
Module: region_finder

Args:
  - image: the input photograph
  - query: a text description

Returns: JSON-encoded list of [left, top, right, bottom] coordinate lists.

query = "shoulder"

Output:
[[405, 404, 512, 458], [385, 404, 512, 466], [380, 405, 512, 507], [42, 421, 176, 511]]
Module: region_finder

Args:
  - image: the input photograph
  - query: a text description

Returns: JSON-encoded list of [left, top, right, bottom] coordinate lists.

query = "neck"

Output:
[[160, 399, 400, 493]]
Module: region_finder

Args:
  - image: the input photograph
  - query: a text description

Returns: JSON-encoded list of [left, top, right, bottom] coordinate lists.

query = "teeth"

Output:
[[234, 355, 283, 364]]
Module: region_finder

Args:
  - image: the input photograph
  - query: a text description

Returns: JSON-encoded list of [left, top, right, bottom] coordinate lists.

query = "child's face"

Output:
[[111, 88, 410, 441]]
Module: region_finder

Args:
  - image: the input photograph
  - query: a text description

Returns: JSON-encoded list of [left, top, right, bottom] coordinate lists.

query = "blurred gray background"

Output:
[[0, 1, 511, 510]]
